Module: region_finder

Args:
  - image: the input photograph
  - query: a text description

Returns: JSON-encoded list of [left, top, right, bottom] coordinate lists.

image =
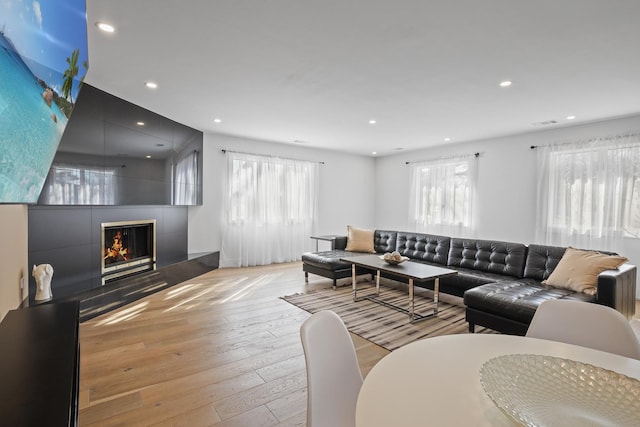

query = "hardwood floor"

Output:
[[79, 262, 389, 426]]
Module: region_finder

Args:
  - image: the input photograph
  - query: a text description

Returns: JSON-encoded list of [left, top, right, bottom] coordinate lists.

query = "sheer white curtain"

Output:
[[174, 150, 199, 205], [220, 152, 319, 268], [408, 154, 478, 237], [535, 133, 640, 251]]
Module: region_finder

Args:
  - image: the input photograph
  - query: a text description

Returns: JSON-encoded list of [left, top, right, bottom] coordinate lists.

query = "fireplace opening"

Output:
[[101, 219, 156, 284]]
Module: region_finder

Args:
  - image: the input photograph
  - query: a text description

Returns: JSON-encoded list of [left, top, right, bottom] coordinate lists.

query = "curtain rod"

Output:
[[405, 152, 480, 165], [530, 131, 640, 149], [221, 149, 324, 164]]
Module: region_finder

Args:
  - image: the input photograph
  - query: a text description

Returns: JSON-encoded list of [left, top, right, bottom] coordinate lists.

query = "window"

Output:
[[227, 156, 315, 225], [408, 154, 477, 236], [535, 134, 640, 250], [40, 164, 116, 204], [173, 150, 199, 205], [220, 152, 319, 267]]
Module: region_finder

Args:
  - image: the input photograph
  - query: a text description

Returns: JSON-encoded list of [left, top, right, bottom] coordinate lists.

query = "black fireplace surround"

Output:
[[28, 205, 188, 304]]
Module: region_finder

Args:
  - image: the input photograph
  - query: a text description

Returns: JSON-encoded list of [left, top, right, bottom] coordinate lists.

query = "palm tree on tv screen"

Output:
[[62, 49, 79, 104]]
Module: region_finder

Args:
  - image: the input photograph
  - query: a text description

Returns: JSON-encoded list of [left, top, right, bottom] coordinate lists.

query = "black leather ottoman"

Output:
[[302, 250, 363, 289], [463, 281, 596, 335]]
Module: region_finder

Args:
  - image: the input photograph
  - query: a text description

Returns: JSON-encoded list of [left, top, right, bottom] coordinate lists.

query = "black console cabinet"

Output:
[[0, 301, 80, 426]]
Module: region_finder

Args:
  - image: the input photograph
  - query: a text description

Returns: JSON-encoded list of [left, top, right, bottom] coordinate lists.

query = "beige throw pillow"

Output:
[[542, 247, 627, 295], [345, 225, 376, 253]]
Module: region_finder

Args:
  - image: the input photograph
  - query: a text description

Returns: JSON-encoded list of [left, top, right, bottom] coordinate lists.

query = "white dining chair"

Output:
[[631, 319, 640, 341], [526, 299, 640, 359], [300, 310, 363, 427]]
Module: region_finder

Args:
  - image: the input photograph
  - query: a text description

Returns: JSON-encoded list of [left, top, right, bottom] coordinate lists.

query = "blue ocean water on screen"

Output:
[[0, 35, 68, 203]]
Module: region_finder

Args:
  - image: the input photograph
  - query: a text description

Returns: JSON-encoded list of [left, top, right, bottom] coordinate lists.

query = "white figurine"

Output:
[[33, 264, 54, 301]]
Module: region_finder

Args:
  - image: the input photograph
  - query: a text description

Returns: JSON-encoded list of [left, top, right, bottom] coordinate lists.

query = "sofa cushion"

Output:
[[345, 225, 376, 253], [463, 281, 596, 324], [523, 244, 567, 281], [374, 230, 398, 253], [447, 238, 526, 278], [440, 267, 521, 290], [301, 250, 355, 271], [396, 232, 450, 265], [542, 247, 628, 295]]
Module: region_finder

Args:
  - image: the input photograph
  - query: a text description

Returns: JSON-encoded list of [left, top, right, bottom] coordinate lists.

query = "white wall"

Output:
[[0, 205, 28, 320], [374, 131, 540, 242], [375, 114, 640, 296], [188, 133, 376, 254]]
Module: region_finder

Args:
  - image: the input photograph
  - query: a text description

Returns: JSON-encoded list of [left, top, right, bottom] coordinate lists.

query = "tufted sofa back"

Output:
[[447, 238, 527, 278], [395, 232, 450, 265], [522, 244, 567, 281], [374, 230, 398, 253]]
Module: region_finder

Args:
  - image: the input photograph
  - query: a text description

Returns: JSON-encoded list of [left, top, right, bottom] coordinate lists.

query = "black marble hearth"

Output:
[[53, 252, 219, 322]]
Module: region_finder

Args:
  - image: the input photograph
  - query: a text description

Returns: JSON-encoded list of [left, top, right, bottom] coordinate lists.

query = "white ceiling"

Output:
[[84, 0, 640, 157]]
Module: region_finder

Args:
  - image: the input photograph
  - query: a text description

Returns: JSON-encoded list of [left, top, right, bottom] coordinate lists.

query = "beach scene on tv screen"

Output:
[[0, 0, 88, 203]]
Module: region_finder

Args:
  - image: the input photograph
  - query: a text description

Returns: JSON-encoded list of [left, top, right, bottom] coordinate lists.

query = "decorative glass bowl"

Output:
[[479, 354, 640, 427], [379, 254, 410, 265]]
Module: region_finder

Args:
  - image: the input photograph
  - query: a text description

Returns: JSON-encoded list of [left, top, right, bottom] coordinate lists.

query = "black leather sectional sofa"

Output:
[[302, 229, 637, 335]]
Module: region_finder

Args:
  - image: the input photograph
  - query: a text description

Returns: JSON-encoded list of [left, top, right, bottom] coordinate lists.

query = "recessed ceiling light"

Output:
[[136, 121, 145, 126], [444, 137, 451, 142], [372, 151, 377, 155], [369, 119, 377, 125], [96, 22, 115, 33], [213, 118, 222, 123], [145, 155, 151, 159], [499, 80, 512, 87], [145, 81, 158, 89], [566, 115, 576, 120]]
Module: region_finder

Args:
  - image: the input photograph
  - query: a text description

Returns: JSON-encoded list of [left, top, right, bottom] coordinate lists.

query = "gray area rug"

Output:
[[282, 284, 492, 351]]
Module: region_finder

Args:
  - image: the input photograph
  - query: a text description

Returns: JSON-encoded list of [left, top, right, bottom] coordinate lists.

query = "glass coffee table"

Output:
[[341, 254, 458, 323]]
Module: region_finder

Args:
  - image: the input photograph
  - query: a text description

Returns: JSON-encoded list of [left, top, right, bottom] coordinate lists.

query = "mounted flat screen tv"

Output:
[[0, 0, 88, 203]]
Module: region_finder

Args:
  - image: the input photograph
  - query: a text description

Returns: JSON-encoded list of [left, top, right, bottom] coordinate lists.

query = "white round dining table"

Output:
[[356, 334, 640, 427]]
